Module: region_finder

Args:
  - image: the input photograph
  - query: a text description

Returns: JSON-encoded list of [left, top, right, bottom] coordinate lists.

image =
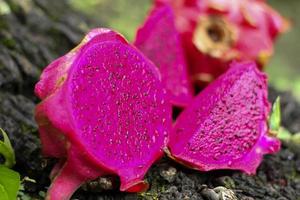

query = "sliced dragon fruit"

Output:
[[35, 28, 171, 200], [155, 0, 288, 86], [134, 4, 193, 107], [35, 29, 127, 158], [168, 61, 280, 174]]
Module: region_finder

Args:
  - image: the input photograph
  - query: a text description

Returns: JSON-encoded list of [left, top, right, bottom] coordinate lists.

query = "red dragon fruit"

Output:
[[167, 61, 281, 174], [35, 28, 172, 200], [152, 0, 288, 85], [134, 4, 193, 107]]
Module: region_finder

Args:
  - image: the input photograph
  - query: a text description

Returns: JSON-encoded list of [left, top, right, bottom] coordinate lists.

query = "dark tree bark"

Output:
[[0, 0, 90, 194]]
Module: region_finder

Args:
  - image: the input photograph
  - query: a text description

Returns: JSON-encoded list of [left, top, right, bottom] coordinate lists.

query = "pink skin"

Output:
[[154, 0, 288, 85], [35, 29, 172, 200], [134, 4, 193, 107], [168, 61, 281, 174]]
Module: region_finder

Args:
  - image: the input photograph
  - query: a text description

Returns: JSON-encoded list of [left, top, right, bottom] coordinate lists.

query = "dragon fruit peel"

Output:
[[168, 61, 281, 174], [134, 4, 193, 107], [35, 28, 171, 200]]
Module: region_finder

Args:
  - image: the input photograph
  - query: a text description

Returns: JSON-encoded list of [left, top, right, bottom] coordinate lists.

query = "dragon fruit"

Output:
[[134, 4, 193, 107], [167, 61, 281, 174], [35, 28, 171, 200], [153, 0, 288, 85]]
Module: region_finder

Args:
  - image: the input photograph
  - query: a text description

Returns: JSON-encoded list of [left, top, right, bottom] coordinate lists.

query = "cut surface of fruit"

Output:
[[168, 61, 280, 174], [35, 28, 171, 200]]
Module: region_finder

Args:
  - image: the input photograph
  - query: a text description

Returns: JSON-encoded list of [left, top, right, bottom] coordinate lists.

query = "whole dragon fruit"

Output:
[[134, 4, 193, 107], [144, 0, 288, 86], [35, 28, 172, 200], [167, 61, 281, 174]]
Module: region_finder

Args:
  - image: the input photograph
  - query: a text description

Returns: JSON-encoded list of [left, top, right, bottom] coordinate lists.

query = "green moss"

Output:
[[1, 38, 16, 49]]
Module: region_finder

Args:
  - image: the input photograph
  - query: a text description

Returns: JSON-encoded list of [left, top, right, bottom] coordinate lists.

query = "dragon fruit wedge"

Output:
[[134, 4, 193, 107], [35, 28, 172, 200], [154, 0, 288, 86], [167, 61, 281, 174]]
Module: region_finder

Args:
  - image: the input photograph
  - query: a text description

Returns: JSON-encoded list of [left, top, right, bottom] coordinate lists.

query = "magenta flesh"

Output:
[[35, 29, 127, 100], [168, 61, 280, 174], [35, 29, 171, 199], [134, 4, 193, 107], [35, 29, 127, 159]]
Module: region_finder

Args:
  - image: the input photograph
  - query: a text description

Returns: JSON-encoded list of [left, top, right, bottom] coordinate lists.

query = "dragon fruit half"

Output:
[[134, 4, 193, 107], [35, 28, 171, 200], [151, 0, 288, 85], [167, 61, 281, 174]]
